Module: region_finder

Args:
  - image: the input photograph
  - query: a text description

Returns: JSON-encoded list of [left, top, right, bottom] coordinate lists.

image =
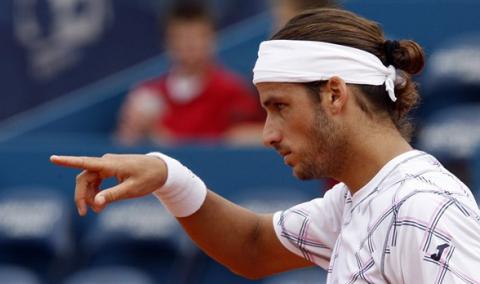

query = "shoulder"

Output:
[[272, 184, 348, 265], [395, 185, 480, 240], [280, 183, 348, 223], [321, 182, 349, 207], [391, 152, 476, 212], [378, 151, 480, 234], [398, 190, 460, 218]]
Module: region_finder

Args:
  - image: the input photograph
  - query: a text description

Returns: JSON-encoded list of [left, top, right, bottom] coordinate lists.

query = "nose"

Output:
[[262, 117, 282, 148]]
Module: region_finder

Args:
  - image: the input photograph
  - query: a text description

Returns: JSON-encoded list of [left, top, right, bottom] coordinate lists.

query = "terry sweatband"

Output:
[[253, 40, 397, 102], [147, 152, 207, 218]]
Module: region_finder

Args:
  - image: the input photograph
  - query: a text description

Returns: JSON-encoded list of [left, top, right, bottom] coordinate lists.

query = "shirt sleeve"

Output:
[[272, 184, 347, 269], [387, 191, 480, 283]]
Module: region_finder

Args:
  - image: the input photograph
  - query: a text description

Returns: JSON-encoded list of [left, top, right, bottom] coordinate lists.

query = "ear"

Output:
[[322, 76, 349, 115]]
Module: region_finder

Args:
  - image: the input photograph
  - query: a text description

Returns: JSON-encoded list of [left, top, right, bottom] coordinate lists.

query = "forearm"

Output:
[[147, 152, 311, 278], [177, 190, 269, 278]]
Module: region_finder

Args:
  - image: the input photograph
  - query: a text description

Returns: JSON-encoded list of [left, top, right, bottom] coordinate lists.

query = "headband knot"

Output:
[[253, 40, 398, 102], [385, 65, 397, 102]]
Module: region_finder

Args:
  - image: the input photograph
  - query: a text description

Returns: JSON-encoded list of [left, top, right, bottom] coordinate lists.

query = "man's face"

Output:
[[166, 19, 215, 69], [258, 82, 348, 180]]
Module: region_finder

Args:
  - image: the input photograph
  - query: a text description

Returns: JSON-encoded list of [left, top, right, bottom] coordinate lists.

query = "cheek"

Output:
[[283, 123, 314, 155], [291, 116, 330, 156], [287, 113, 316, 143]]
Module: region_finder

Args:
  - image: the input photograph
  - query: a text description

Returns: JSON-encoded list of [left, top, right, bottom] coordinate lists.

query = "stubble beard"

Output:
[[294, 107, 348, 180]]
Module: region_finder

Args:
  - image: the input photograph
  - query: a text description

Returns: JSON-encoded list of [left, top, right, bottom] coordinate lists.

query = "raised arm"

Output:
[[50, 153, 312, 279]]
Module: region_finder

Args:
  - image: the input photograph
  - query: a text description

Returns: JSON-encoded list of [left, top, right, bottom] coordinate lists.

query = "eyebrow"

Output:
[[261, 95, 284, 108], [261, 98, 274, 108]]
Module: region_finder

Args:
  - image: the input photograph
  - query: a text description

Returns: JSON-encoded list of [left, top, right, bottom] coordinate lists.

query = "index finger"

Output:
[[50, 155, 106, 171]]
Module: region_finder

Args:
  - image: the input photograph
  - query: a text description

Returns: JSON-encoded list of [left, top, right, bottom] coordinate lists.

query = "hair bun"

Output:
[[384, 39, 425, 75]]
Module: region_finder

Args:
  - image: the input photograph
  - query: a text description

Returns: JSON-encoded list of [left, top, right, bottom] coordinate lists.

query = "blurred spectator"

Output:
[[115, 2, 263, 146], [271, 0, 337, 31]]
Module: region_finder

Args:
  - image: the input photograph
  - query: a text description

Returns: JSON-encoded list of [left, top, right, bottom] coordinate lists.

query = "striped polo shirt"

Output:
[[273, 150, 480, 283]]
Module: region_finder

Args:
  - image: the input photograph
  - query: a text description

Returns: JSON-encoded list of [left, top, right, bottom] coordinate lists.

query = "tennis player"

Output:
[[51, 8, 480, 283]]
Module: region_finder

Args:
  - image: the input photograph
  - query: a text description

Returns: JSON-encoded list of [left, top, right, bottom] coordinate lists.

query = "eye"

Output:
[[274, 103, 287, 111]]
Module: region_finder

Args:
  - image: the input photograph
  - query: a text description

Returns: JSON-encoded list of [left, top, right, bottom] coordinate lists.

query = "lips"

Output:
[[281, 152, 293, 166], [278, 150, 291, 158], [275, 147, 292, 164]]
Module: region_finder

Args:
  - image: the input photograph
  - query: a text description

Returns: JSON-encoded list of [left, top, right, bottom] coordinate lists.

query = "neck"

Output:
[[334, 125, 412, 195]]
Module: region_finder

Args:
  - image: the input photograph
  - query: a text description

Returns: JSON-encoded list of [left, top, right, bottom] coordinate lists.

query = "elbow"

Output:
[[226, 215, 274, 280], [227, 257, 273, 280], [230, 216, 272, 280]]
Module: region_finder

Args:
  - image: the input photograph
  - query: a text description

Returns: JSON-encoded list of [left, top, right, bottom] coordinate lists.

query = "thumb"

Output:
[[94, 194, 107, 207], [94, 181, 132, 207]]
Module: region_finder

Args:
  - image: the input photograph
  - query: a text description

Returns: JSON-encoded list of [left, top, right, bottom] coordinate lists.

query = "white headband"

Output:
[[252, 40, 397, 102]]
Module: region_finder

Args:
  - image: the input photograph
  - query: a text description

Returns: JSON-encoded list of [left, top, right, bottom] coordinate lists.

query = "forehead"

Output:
[[256, 82, 310, 102]]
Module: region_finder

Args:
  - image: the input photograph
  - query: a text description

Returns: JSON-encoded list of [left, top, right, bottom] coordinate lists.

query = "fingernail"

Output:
[[77, 207, 84, 216], [95, 195, 106, 206]]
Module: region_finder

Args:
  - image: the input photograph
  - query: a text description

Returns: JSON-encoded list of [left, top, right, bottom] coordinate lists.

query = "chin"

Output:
[[295, 174, 311, 181], [292, 166, 314, 181]]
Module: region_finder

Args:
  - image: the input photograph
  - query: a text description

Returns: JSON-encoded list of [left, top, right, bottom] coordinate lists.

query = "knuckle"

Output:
[[79, 157, 87, 168], [102, 153, 117, 159], [105, 190, 116, 202], [75, 173, 83, 182]]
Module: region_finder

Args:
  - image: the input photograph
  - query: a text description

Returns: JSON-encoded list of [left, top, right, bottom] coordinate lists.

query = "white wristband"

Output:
[[147, 152, 207, 218]]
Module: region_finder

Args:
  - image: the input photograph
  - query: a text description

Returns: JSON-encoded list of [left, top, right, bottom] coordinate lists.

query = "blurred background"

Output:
[[0, 0, 479, 283]]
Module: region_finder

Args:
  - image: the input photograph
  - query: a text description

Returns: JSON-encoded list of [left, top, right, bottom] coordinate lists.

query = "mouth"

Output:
[[278, 149, 291, 157], [280, 151, 293, 165]]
